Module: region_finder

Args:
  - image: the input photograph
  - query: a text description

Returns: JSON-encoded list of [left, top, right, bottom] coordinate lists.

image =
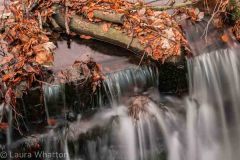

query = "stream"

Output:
[[9, 25, 239, 160], [1, 1, 240, 159], [49, 17, 240, 160], [41, 44, 240, 160], [46, 48, 240, 160]]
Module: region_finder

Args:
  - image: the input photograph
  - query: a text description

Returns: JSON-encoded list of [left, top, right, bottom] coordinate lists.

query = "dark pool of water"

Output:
[[53, 37, 145, 74]]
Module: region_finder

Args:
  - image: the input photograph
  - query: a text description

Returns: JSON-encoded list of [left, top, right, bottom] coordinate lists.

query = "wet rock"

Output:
[[128, 96, 150, 120], [66, 111, 77, 122]]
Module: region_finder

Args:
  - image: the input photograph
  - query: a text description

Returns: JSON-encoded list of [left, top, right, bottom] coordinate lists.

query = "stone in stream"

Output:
[[128, 96, 151, 120]]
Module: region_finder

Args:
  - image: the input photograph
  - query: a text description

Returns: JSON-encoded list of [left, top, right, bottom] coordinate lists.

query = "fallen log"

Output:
[[48, 17, 61, 31], [53, 9, 145, 57], [52, 7, 183, 63]]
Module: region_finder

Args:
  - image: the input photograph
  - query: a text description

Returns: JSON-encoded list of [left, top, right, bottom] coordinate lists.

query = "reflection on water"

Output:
[[53, 38, 143, 74]]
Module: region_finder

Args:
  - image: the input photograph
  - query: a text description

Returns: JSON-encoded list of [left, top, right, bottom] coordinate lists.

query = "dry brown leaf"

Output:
[[35, 51, 52, 65], [47, 118, 57, 126], [0, 123, 8, 130], [221, 34, 230, 43], [102, 23, 111, 32], [80, 35, 93, 39], [2, 73, 15, 82], [87, 11, 94, 19], [0, 54, 14, 65]]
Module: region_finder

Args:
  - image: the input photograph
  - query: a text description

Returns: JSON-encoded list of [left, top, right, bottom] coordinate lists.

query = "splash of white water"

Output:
[[160, 48, 240, 160], [38, 48, 240, 160]]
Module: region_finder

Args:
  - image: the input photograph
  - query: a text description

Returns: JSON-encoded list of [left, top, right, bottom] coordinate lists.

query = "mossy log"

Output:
[[52, 7, 183, 63], [93, 10, 125, 24], [53, 11, 146, 58]]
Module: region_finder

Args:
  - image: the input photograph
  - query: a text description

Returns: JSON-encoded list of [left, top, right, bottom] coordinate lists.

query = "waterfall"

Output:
[[102, 65, 159, 105], [42, 65, 159, 116], [62, 102, 167, 160], [4, 42, 240, 160], [27, 46, 240, 160], [163, 48, 240, 160], [56, 47, 240, 160], [5, 16, 240, 159]]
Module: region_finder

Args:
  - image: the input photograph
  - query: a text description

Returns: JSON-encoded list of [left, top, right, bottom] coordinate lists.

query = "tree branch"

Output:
[[53, 9, 145, 55], [93, 10, 125, 24], [149, 0, 197, 11]]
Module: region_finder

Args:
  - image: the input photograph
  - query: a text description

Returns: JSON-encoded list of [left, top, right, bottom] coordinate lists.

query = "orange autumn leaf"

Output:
[[80, 35, 92, 40], [18, 33, 30, 43], [221, 34, 230, 43], [87, 11, 94, 19], [102, 23, 111, 32], [47, 118, 57, 126], [96, 63, 102, 70], [12, 77, 22, 84], [93, 73, 101, 82], [0, 54, 14, 66], [0, 123, 9, 130], [2, 73, 15, 82], [35, 51, 53, 65], [24, 65, 37, 73]]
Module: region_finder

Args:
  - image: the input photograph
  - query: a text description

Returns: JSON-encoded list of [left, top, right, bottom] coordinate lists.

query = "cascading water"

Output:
[[41, 98, 169, 160], [43, 65, 159, 113], [163, 48, 240, 160], [21, 45, 240, 160], [102, 65, 159, 104], [38, 64, 168, 160], [2, 15, 240, 160]]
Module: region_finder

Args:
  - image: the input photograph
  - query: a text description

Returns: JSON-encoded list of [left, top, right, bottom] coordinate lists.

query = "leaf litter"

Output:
[[0, 0, 204, 128]]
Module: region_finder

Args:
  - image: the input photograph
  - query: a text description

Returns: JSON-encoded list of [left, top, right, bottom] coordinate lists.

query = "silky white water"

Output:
[[165, 48, 240, 160], [38, 47, 240, 160], [3, 45, 240, 160]]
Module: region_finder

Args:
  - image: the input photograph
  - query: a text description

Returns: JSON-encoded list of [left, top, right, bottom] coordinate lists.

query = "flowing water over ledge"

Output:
[[43, 40, 240, 160], [4, 47, 240, 160], [164, 48, 240, 160], [1, 14, 240, 160]]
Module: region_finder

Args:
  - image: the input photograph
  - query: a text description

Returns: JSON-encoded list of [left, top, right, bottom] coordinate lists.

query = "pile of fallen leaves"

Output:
[[0, 8, 55, 105], [123, 8, 188, 61], [54, 59, 103, 92], [179, 7, 204, 22], [32, 0, 189, 62]]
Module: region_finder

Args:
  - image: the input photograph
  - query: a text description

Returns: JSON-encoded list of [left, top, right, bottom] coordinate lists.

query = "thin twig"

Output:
[[65, 1, 70, 34], [138, 51, 146, 67], [127, 24, 134, 49], [145, 0, 162, 5], [202, 0, 222, 42], [37, 11, 43, 30]]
